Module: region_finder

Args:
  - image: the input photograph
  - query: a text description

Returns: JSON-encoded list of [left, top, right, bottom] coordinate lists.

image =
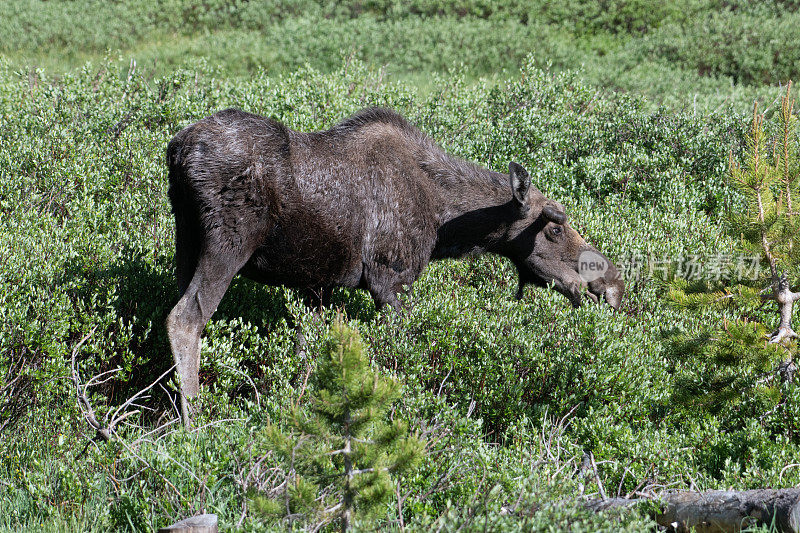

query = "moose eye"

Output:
[[551, 226, 562, 236]]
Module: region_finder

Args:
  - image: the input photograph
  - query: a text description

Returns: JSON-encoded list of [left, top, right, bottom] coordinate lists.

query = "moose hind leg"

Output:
[[166, 250, 248, 426], [174, 214, 201, 297]]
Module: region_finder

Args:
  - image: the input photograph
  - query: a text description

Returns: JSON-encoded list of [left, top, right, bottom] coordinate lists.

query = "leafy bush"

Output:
[[634, 10, 800, 85], [2, 0, 798, 113], [0, 55, 798, 531]]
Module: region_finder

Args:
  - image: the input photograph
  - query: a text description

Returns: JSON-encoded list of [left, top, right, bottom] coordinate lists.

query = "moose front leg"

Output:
[[367, 276, 413, 313], [370, 290, 403, 312]]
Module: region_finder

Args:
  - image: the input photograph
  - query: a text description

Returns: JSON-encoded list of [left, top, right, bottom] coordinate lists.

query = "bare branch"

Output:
[[589, 451, 607, 501], [109, 364, 176, 429], [70, 327, 113, 442]]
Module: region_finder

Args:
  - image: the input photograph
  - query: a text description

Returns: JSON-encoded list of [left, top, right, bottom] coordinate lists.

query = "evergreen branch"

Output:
[[666, 84, 798, 417]]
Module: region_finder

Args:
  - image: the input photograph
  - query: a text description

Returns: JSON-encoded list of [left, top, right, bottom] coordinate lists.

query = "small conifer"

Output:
[[254, 319, 424, 531], [665, 82, 798, 411]]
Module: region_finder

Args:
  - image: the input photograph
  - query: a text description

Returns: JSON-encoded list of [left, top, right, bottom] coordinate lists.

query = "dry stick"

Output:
[[436, 367, 453, 397], [116, 425, 189, 504], [130, 418, 180, 448], [779, 463, 800, 482], [159, 382, 182, 422], [616, 467, 631, 498], [0, 373, 22, 398], [687, 473, 701, 494], [84, 366, 123, 388], [412, 421, 460, 504], [625, 465, 654, 499], [552, 455, 579, 482], [108, 364, 176, 429], [236, 490, 249, 529], [70, 326, 114, 442], [70, 330, 193, 506], [589, 452, 607, 501], [241, 450, 272, 492], [71, 329, 178, 442]]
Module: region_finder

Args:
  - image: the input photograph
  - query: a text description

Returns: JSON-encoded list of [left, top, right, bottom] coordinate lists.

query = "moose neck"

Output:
[[425, 155, 519, 260]]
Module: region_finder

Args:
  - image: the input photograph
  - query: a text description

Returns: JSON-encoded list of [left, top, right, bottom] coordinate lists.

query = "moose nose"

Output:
[[579, 247, 624, 309], [603, 282, 624, 310]]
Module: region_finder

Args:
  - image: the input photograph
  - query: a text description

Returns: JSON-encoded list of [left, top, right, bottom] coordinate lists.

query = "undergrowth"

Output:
[[0, 47, 797, 531]]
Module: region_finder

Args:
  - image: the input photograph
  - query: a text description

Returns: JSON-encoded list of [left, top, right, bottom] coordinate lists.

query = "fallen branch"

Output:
[[70, 327, 114, 442], [70, 327, 179, 443], [585, 488, 800, 532], [158, 513, 217, 532]]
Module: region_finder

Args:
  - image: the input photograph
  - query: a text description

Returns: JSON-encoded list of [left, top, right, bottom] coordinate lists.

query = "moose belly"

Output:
[[239, 221, 363, 288]]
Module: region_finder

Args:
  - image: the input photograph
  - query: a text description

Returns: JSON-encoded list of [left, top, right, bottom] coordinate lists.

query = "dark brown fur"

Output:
[[165, 108, 624, 422]]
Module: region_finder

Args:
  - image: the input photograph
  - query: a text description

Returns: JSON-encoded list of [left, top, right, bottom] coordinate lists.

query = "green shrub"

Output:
[[635, 10, 800, 85], [2, 0, 798, 113], [0, 56, 798, 531]]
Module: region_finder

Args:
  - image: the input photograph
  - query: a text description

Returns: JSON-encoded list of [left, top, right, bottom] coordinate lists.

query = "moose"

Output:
[[166, 107, 624, 424]]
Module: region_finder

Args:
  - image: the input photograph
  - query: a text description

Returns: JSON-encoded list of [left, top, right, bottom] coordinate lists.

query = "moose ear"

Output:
[[509, 162, 531, 205]]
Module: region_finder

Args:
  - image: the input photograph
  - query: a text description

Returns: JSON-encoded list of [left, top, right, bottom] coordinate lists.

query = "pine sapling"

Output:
[[664, 82, 799, 411], [726, 82, 800, 343], [254, 320, 425, 531]]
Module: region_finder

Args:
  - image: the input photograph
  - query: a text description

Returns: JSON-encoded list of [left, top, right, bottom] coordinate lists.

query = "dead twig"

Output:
[[70, 326, 114, 442], [589, 452, 607, 501], [108, 364, 176, 431]]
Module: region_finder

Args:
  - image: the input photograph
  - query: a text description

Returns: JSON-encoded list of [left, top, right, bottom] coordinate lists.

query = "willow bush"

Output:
[[0, 56, 797, 531]]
